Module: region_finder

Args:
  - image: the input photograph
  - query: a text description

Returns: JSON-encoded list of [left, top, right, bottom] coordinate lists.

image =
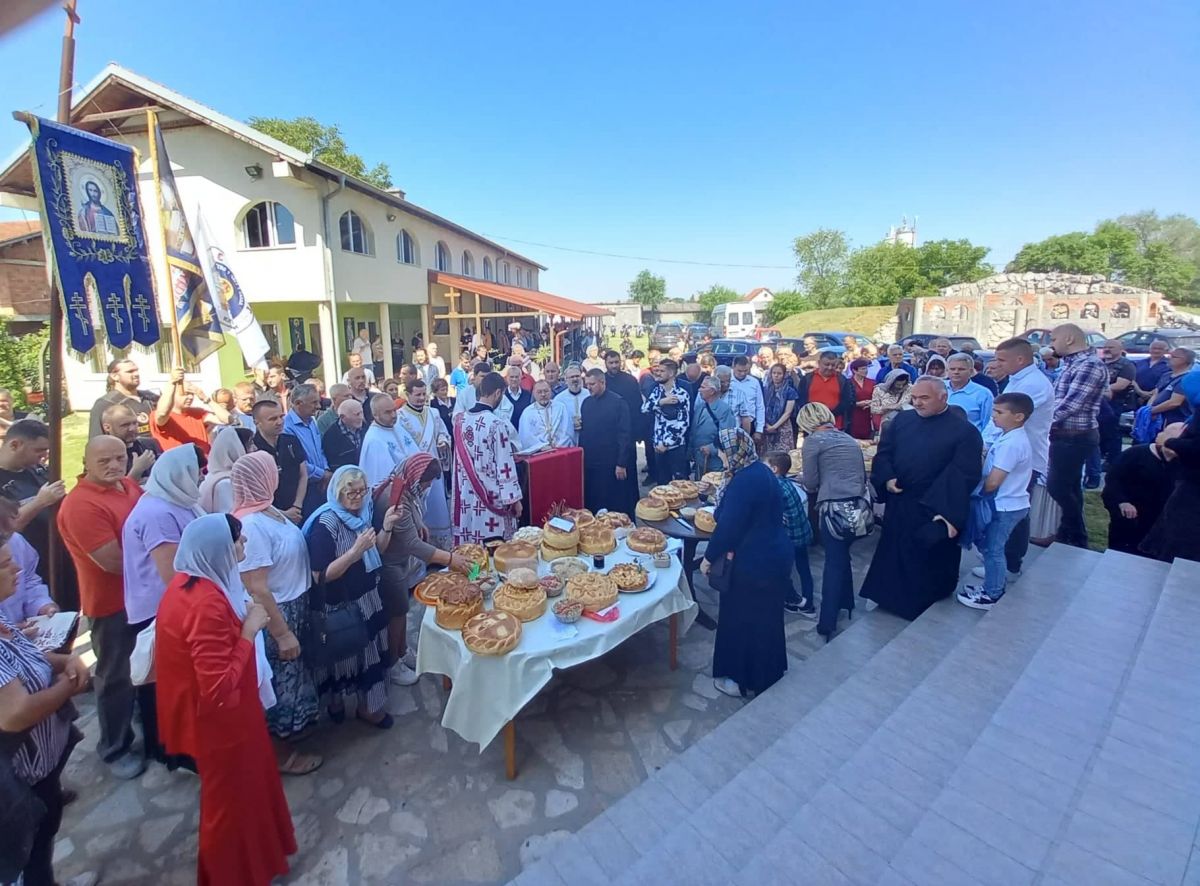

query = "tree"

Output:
[[0, 319, 47, 410], [248, 116, 393, 189], [764, 290, 809, 325], [792, 229, 849, 309], [695, 284, 741, 316], [916, 239, 993, 290], [1007, 232, 1110, 275], [627, 269, 666, 311], [844, 242, 930, 306]]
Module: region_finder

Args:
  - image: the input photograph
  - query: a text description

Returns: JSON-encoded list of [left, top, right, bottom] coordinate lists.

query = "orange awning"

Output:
[[429, 271, 611, 321]]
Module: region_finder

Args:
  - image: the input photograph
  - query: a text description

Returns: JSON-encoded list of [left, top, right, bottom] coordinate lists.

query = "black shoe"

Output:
[[784, 601, 803, 614]]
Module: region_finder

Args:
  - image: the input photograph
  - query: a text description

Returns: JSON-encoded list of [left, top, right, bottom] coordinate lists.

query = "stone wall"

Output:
[[897, 272, 1165, 346]]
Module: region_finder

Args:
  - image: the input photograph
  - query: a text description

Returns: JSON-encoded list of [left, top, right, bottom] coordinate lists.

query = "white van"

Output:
[[710, 303, 760, 339]]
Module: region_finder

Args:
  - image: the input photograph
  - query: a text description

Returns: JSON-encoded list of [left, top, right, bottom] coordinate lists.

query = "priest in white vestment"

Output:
[[518, 380, 574, 451], [359, 393, 419, 488], [395, 378, 452, 548], [452, 372, 522, 544], [552, 364, 590, 445]]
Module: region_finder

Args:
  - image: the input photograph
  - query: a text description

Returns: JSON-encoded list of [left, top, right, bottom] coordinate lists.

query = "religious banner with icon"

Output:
[[148, 110, 224, 364], [288, 317, 306, 351], [21, 115, 161, 353]]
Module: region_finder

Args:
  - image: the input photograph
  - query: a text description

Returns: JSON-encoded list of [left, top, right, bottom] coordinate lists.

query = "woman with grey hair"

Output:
[[870, 369, 912, 434]]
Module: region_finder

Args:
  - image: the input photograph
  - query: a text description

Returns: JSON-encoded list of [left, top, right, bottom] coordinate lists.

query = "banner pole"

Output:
[[146, 108, 184, 373]]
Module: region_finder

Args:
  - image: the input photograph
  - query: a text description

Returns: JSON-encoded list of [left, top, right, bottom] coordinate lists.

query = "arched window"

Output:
[[461, 250, 475, 277], [500, 260, 510, 284], [482, 257, 493, 281], [435, 241, 452, 272], [242, 201, 295, 249], [339, 211, 373, 255], [397, 229, 418, 264]]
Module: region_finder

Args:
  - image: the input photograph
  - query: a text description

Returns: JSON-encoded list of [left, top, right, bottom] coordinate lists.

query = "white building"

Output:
[[884, 217, 917, 247], [0, 64, 606, 408]]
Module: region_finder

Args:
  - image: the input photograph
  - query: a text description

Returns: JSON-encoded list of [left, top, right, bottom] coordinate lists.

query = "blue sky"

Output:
[[1, 0, 1197, 304]]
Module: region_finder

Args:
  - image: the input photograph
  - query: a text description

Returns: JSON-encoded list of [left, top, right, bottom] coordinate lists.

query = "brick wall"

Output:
[[0, 236, 50, 319]]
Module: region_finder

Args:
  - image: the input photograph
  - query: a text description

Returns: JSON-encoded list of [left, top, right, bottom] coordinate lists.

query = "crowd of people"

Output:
[[1, 320, 1198, 884]]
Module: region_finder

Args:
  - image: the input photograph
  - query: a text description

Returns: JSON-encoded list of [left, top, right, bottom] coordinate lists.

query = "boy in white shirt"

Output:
[[959, 392, 1034, 611]]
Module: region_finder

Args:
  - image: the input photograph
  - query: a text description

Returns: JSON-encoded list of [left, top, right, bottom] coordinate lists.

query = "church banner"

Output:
[[22, 115, 161, 353], [194, 205, 271, 369]]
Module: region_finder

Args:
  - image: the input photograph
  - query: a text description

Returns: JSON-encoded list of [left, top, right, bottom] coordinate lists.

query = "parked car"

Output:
[[686, 323, 710, 341], [649, 323, 685, 350], [684, 338, 757, 366], [755, 327, 782, 342], [900, 333, 984, 351], [1115, 327, 1200, 353], [1021, 328, 1106, 350]]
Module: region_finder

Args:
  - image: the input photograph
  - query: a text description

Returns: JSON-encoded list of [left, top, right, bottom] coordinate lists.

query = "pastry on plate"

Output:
[[609, 562, 650, 592], [435, 582, 484, 630], [650, 485, 687, 508], [578, 524, 616, 555], [512, 525, 544, 544], [565, 572, 619, 612], [462, 610, 522, 655], [635, 495, 669, 522], [668, 479, 699, 500], [493, 583, 548, 622], [627, 526, 668, 554], [493, 540, 539, 574], [414, 571, 469, 606], [694, 506, 717, 533]]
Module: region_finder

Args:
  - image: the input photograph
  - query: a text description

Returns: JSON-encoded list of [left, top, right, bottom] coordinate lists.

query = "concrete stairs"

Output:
[[510, 546, 1200, 886]]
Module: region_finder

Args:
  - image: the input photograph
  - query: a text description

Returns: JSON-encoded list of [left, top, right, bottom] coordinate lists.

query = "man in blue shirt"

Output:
[[945, 352, 994, 432], [691, 378, 735, 479], [283, 382, 329, 517], [448, 350, 472, 397], [1134, 338, 1171, 395], [874, 344, 918, 385]]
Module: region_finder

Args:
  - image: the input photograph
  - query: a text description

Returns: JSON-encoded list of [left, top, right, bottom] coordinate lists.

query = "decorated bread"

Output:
[[694, 506, 717, 533], [609, 562, 650, 592], [507, 567, 540, 591], [540, 541, 578, 560], [513, 525, 544, 544], [701, 471, 725, 488], [635, 496, 670, 522], [627, 526, 668, 554], [566, 572, 619, 612], [562, 508, 596, 529], [435, 582, 484, 630], [668, 479, 700, 500], [578, 524, 616, 555], [542, 521, 580, 551], [493, 540, 539, 574], [493, 584, 548, 622], [550, 557, 590, 582], [452, 543, 489, 572], [462, 610, 522, 655], [538, 574, 564, 598], [650, 485, 687, 508], [415, 571, 469, 607], [595, 511, 632, 530]]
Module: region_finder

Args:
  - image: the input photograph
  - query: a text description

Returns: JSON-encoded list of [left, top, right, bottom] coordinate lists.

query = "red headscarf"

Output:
[[387, 452, 437, 509], [232, 451, 280, 520]]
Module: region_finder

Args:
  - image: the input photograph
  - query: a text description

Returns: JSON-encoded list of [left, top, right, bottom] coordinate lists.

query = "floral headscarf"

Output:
[[231, 451, 282, 521], [714, 427, 757, 506], [384, 452, 438, 525]]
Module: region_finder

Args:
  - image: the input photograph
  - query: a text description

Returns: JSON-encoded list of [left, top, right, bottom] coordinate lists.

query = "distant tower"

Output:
[[885, 215, 917, 247]]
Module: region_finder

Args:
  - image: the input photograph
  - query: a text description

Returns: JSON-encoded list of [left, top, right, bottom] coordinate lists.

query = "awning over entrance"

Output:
[[428, 271, 610, 321]]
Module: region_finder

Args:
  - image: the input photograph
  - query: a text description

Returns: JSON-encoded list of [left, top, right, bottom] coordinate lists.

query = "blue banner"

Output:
[[24, 116, 160, 353]]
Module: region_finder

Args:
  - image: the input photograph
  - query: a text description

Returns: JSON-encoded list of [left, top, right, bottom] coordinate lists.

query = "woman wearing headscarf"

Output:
[[922, 354, 947, 379], [762, 363, 798, 451], [372, 453, 472, 687], [796, 402, 868, 641], [870, 368, 912, 434], [700, 428, 790, 698], [303, 465, 393, 728], [848, 358, 876, 440], [1140, 371, 1200, 562], [121, 444, 204, 764], [581, 344, 604, 372], [156, 514, 296, 886], [198, 425, 254, 513], [233, 452, 322, 774]]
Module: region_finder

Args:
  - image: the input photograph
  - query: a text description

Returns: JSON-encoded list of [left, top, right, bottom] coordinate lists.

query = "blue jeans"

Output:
[[980, 508, 1029, 598], [785, 544, 814, 605]]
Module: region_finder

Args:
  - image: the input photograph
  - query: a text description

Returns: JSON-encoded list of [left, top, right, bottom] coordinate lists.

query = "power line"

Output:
[[478, 233, 795, 270]]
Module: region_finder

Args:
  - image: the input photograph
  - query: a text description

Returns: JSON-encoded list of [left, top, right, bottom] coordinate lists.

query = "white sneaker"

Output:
[[971, 565, 1021, 580], [390, 661, 420, 686], [712, 677, 742, 698], [398, 649, 417, 670]]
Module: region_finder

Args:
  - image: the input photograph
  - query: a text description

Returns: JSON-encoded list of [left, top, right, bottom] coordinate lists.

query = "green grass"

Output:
[[776, 305, 897, 339], [1083, 490, 1110, 553], [61, 412, 88, 491]]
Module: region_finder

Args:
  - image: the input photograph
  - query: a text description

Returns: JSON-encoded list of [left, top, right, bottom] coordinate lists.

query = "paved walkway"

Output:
[[50, 539, 882, 884]]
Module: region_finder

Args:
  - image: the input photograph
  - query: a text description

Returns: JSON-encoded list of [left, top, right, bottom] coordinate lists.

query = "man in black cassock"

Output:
[[603, 350, 646, 478], [580, 368, 639, 516], [860, 378, 982, 620]]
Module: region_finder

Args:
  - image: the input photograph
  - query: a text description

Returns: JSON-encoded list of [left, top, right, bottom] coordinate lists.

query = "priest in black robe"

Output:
[[1102, 435, 1179, 555], [580, 368, 639, 516], [860, 378, 982, 620]]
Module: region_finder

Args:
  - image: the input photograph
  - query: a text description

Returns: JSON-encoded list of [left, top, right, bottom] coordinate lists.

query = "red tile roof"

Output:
[[742, 287, 770, 302]]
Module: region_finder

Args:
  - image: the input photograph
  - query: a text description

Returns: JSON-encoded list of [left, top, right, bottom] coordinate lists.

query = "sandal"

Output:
[[278, 750, 323, 776]]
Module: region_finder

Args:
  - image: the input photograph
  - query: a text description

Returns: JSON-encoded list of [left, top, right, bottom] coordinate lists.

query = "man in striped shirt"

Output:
[[1047, 324, 1109, 547]]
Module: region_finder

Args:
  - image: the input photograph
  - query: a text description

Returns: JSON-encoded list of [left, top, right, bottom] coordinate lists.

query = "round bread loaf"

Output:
[[507, 567, 539, 590], [462, 610, 522, 655], [578, 524, 616, 555], [669, 479, 699, 499], [542, 521, 580, 550], [635, 496, 669, 522], [414, 571, 469, 605], [595, 511, 631, 529], [565, 572, 619, 612], [627, 526, 668, 554], [609, 562, 650, 592], [435, 583, 484, 630], [694, 506, 717, 533], [493, 540, 538, 574], [650, 485, 687, 508], [562, 508, 595, 528], [540, 541, 578, 560], [701, 471, 725, 488], [452, 543, 489, 572], [493, 584, 548, 622]]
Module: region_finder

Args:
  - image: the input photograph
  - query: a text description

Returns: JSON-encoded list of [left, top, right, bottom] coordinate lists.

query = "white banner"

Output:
[[193, 204, 271, 369]]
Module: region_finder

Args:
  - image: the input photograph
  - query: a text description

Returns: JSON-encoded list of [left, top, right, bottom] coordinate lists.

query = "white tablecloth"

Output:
[[416, 538, 698, 749]]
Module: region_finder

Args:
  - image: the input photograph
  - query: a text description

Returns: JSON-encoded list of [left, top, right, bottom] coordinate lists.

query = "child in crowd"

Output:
[[959, 392, 1035, 610], [766, 452, 816, 617]]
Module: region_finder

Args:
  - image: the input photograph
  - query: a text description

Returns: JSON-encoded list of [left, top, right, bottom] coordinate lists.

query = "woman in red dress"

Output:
[[847, 358, 876, 440], [156, 513, 296, 885]]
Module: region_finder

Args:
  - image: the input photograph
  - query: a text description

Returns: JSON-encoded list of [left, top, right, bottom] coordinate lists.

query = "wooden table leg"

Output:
[[504, 720, 517, 780], [442, 675, 452, 692], [668, 612, 679, 671]]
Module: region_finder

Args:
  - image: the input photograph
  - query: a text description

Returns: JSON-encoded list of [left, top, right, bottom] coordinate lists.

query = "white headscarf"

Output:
[[173, 514, 275, 709], [145, 444, 204, 515], [198, 427, 245, 513]]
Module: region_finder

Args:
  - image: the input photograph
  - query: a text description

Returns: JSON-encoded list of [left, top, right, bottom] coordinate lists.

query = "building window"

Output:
[[435, 241, 452, 272], [242, 201, 295, 249], [482, 257, 493, 281], [461, 250, 475, 277], [500, 260, 510, 284], [526, 269, 534, 289], [397, 229, 418, 264], [339, 210, 373, 255]]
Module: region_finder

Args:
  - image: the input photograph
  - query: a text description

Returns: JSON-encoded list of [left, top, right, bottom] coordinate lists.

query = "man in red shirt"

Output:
[[795, 350, 855, 429], [151, 367, 232, 455], [57, 435, 146, 779]]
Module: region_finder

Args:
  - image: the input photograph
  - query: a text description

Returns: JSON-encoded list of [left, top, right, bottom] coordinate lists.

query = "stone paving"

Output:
[[50, 538, 882, 885]]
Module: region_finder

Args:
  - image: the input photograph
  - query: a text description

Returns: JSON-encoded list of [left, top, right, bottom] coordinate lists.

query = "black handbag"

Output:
[[706, 554, 734, 594], [306, 570, 369, 669]]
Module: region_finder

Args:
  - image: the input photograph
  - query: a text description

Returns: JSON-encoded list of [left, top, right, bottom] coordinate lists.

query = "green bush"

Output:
[[0, 320, 49, 411]]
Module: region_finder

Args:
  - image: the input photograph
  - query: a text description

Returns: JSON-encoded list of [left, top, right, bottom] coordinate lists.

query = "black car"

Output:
[[649, 323, 684, 350], [1116, 327, 1200, 353], [686, 323, 710, 340], [901, 332, 983, 351], [684, 338, 757, 366]]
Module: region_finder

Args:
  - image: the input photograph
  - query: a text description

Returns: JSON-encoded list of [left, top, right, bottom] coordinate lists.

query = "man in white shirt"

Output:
[[359, 393, 419, 488], [977, 337, 1054, 578], [394, 379, 452, 548], [341, 352, 376, 388], [729, 356, 765, 441], [495, 365, 531, 429], [553, 364, 590, 445], [350, 328, 373, 365], [426, 342, 447, 380], [453, 361, 494, 418], [519, 380, 573, 451]]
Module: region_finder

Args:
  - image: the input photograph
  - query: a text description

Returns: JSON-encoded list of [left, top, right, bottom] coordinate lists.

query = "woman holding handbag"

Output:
[[700, 428, 790, 699], [302, 465, 393, 729], [232, 452, 322, 774], [796, 402, 869, 642]]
